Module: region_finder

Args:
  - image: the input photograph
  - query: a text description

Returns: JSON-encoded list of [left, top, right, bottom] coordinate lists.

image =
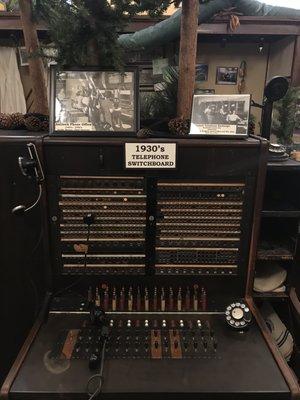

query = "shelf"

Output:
[[253, 292, 289, 300], [257, 249, 293, 261], [268, 159, 300, 171], [257, 247, 294, 261], [262, 210, 300, 218], [257, 236, 295, 261]]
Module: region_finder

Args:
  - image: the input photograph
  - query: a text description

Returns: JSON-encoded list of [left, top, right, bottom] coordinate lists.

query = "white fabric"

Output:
[[254, 262, 287, 293], [0, 47, 26, 114], [261, 302, 294, 361]]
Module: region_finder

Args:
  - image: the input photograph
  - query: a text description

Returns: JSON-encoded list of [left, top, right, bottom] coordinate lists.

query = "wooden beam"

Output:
[[198, 22, 300, 36], [18, 0, 48, 115], [177, 0, 199, 119]]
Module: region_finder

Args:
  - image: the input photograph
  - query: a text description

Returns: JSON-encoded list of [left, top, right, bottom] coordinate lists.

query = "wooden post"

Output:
[[177, 0, 199, 119], [291, 35, 300, 87], [19, 0, 49, 115]]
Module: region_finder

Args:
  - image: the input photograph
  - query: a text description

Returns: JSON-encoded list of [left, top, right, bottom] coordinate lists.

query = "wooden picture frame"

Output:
[[216, 67, 238, 85], [49, 66, 139, 136]]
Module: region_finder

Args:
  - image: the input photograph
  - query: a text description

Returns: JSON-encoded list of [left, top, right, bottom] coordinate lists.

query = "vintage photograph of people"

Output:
[[54, 70, 136, 133], [190, 94, 250, 136]]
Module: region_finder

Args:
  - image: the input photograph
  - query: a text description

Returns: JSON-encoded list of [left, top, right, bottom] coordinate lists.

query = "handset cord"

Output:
[[87, 338, 107, 399], [53, 221, 91, 298]]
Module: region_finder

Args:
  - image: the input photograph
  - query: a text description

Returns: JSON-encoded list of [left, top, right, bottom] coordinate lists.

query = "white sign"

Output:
[[125, 143, 176, 169], [192, 123, 237, 135]]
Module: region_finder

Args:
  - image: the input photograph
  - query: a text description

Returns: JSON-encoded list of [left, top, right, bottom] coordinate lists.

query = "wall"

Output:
[[195, 42, 269, 133], [267, 36, 295, 81]]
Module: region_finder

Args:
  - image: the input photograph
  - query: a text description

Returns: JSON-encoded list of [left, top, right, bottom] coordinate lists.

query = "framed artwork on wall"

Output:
[[216, 67, 238, 85], [18, 47, 29, 67], [139, 65, 154, 93], [195, 64, 209, 82]]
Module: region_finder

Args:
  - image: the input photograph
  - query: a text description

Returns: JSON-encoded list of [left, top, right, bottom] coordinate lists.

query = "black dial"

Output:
[[225, 301, 252, 329]]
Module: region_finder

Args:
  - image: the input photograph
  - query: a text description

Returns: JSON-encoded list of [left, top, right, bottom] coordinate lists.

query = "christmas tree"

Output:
[[272, 87, 300, 145], [35, 0, 180, 67]]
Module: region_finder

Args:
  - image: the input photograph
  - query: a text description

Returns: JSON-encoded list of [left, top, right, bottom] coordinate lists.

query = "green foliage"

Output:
[[34, 0, 178, 67], [249, 113, 256, 124], [271, 87, 300, 145], [296, 102, 300, 129], [140, 66, 179, 121], [155, 66, 179, 118], [4, 0, 19, 11]]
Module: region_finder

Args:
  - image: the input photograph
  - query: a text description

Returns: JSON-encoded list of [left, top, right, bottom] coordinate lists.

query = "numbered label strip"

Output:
[[125, 143, 177, 169]]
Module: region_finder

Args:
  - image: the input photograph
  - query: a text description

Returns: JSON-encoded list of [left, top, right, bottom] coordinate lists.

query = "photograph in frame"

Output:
[[139, 65, 154, 93], [216, 67, 238, 85], [195, 64, 209, 82], [190, 94, 251, 137], [50, 68, 138, 135], [18, 47, 29, 66]]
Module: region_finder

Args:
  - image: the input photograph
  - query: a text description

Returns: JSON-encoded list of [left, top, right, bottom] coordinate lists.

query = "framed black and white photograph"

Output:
[[216, 67, 238, 85], [195, 64, 209, 82], [18, 47, 29, 66], [139, 65, 154, 93], [190, 94, 251, 138], [50, 67, 139, 135]]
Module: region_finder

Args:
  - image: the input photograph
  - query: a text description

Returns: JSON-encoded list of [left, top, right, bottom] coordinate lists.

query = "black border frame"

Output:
[[215, 66, 239, 85], [49, 65, 140, 136]]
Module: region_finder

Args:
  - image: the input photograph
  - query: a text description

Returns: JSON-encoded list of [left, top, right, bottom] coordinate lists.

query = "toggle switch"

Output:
[[213, 339, 218, 351]]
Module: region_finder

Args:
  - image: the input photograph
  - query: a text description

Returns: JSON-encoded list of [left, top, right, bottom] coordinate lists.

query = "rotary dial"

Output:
[[225, 301, 252, 329]]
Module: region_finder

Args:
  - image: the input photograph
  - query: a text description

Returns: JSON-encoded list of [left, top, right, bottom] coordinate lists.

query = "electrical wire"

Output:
[[86, 339, 107, 399], [25, 184, 43, 213]]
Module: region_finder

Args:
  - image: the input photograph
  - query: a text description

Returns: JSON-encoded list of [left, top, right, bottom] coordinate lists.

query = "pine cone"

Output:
[[0, 113, 13, 129], [137, 128, 153, 138], [249, 121, 255, 135], [168, 118, 190, 135], [41, 119, 49, 132], [24, 115, 42, 132], [10, 113, 25, 129], [25, 112, 48, 120]]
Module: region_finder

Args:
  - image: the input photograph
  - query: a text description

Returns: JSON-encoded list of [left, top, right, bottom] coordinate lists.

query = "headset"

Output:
[[12, 143, 45, 216]]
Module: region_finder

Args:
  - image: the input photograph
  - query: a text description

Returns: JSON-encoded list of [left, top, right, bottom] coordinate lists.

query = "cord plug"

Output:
[[83, 213, 95, 225]]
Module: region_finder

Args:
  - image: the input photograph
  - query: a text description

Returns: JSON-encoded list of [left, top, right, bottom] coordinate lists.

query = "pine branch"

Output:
[[34, 0, 180, 67]]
